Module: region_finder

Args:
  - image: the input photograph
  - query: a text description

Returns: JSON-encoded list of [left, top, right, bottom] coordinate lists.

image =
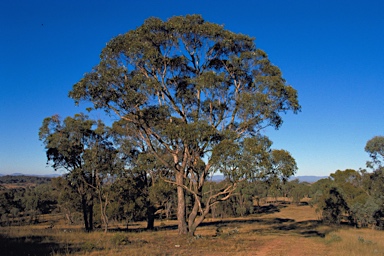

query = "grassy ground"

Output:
[[1, 204, 384, 255]]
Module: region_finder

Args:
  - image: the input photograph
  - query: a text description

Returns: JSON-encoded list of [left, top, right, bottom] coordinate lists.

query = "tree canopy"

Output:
[[365, 136, 384, 169]]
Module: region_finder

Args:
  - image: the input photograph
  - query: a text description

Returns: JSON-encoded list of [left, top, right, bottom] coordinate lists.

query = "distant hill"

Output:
[[9, 173, 24, 176], [209, 174, 328, 183], [291, 176, 329, 183], [0, 173, 327, 184], [209, 174, 224, 182], [40, 173, 62, 178], [0, 175, 53, 187], [0, 173, 61, 178]]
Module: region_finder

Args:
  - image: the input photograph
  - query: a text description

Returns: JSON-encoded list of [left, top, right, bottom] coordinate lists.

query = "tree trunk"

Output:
[[65, 211, 74, 225], [146, 204, 156, 230], [176, 171, 187, 235], [188, 204, 208, 236], [99, 193, 109, 233], [87, 196, 94, 231], [81, 195, 90, 231], [165, 201, 172, 220], [188, 199, 199, 236], [188, 193, 210, 236]]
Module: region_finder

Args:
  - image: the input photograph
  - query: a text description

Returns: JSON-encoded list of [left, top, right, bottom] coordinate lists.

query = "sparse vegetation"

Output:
[[1, 204, 384, 255]]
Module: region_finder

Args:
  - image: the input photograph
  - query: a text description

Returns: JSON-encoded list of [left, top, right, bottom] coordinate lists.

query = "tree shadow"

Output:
[[107, 204, 328, 239], [252, 219, 327, 238], [253, 204, 284, 214], [110, 204, 285, 233], [109, 223, 179, 233], [0, 234, 78, 256]]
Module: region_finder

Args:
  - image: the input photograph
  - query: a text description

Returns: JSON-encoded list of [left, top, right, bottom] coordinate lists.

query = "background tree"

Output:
[[365, 136, 384, 169], [69, 15, 300, 235], [39, 113, 115, 231], [51, 177, 82, 225], [284, 179, 310, 205], [82, 121, 122, 232], [0, 187, 17, 226], [111, 119, 176, 229], [321, 187, 350, 225], [364, 136, 384, 228], [22, 184, 57, 224], [311, 169, 376, 227]]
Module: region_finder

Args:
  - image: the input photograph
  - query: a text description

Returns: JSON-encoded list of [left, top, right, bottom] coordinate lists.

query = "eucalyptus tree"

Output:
[[69, 15, 300, 235], [39, 114, 118, 231], [364, 136, 384, 228], [84, 121, 122, 232], [51, 177, 82, 225], [365, 136, 384, 169]]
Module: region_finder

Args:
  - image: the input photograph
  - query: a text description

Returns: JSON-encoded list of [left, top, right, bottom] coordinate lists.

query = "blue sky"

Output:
[[1, 0, 383, 176]]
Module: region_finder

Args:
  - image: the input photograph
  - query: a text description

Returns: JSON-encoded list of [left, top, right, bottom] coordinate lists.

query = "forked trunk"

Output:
[[188, 198, 209, 236], [99, 196, 109, 233]]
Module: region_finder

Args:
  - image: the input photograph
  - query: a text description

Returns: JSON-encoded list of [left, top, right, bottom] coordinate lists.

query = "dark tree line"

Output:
[[0, 182, 57, 226]]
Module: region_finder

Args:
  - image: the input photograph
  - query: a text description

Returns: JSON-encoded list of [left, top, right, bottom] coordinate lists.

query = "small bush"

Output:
[[326, 233, 342, 244], [358, 236, 375, 245], [110, 233, 130, 246], [81, 241, 98, 252]]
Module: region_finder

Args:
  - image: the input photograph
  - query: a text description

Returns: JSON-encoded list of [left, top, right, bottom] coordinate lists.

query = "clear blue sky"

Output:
[[1, 0, 383, 176]]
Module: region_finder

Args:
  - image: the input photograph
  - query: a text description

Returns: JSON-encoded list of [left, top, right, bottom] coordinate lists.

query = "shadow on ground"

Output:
[[103, 204, 328, 239], [274, 219, 326, 237], [109, 204, 285, 233], [0, 234, 78, 256]]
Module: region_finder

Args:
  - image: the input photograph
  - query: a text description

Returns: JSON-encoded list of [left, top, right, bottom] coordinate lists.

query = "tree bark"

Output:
[[146, 204, 156, 230], [176, 171, 187, 234], [88, 198, 94, 231], [99, 192, 109, 233], [81, 194, 90, 231], [188, 199, 200, 236], [188, 202, 209, 236]]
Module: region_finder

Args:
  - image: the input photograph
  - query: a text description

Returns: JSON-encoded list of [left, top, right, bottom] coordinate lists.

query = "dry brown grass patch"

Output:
[[1, 204, 384, 255]]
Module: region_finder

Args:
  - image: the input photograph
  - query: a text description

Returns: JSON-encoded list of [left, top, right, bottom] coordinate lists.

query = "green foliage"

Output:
[[350, 198, 379, 228], [321, 187, 349, 225], [312, 167, 384, 228], [286, 179, 310, 204], [81, 241, 101, 252], [51, 177, 82, 224], [325, 233, 342, 244], [365, 136, 384, 169], [0, 179, 60, 226], [110, 233, 130, 246], [39, 113, 122, 231], [362, 137, 384, 228]]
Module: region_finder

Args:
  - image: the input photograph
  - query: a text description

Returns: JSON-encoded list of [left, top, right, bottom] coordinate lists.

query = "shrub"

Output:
[[110, 233, 130, 246]]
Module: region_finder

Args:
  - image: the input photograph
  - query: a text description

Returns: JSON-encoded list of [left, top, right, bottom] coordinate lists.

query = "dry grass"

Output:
[[324, 228, 384, 256], [1, 204, 384, 255]]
